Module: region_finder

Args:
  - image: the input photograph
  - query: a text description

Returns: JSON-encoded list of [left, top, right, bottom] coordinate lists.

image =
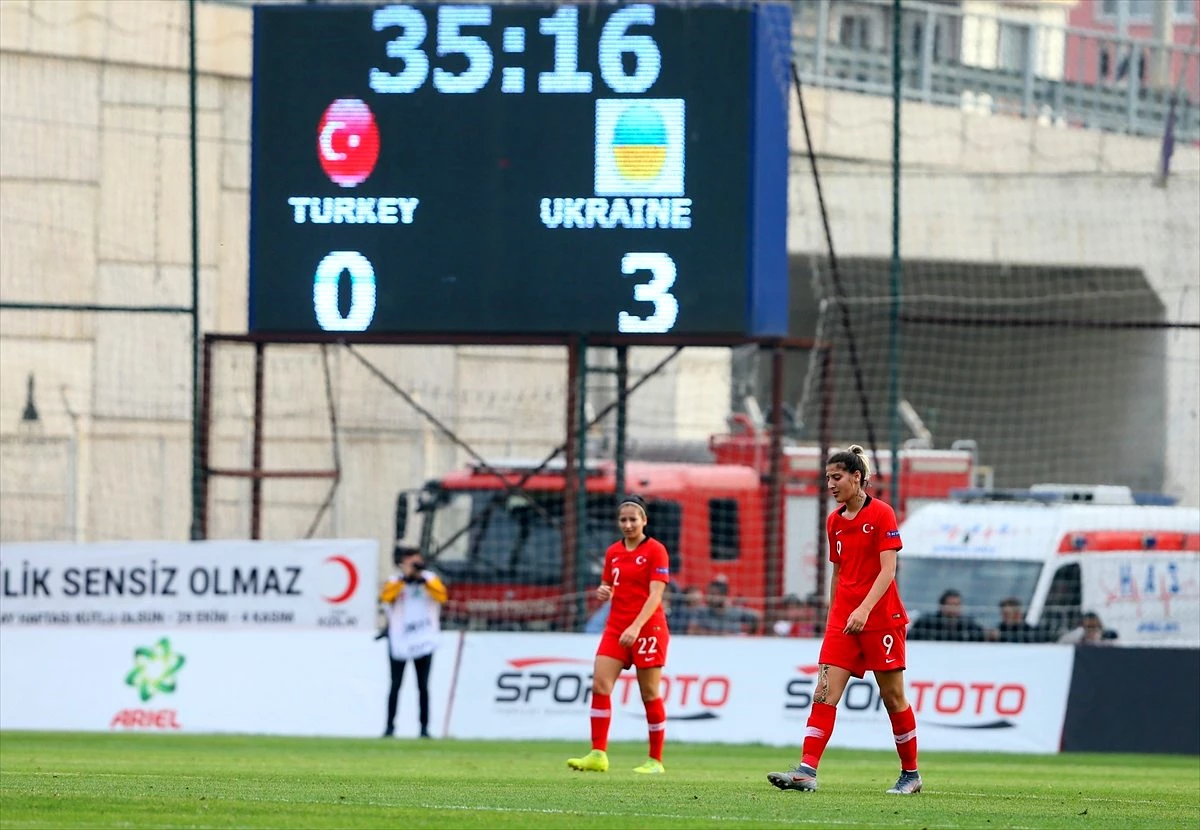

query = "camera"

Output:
[[404, 560, 427, 583]]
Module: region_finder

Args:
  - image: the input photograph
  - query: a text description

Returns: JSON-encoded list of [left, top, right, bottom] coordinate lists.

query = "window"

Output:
[[709, 498, 741, 562], [896, 557, 1043, 630], [1040, 563, 1082, 640], [997, 21, 1030, 74], [648, 499, 683, 573], [838, 15, 872, 50], [1100, 0, 1194, 20], [906, 18, 948, 63], [908, 19, 924, 60], [422, 488, 620, 585]]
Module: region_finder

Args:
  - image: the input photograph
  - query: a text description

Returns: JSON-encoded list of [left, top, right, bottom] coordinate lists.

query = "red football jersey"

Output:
[[602, 536, 670, 632], [827, 495, 907, 632]]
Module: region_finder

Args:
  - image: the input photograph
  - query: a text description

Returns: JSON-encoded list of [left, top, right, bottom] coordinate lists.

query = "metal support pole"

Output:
[[563, 338, 580, 630], [1150, 0, 1175, 91], [765, 344, 786, 616], [188, 0, 203, 540], [1022, 23, 1037, 118], [815, 0, 830, 79], [1126, 39, 1141, 133], [574, 335, 590, 627], [920, 7, 935, 103], [197, 336, 213, 539], [250, 342, 265, 540], [615, 345, 628, 499], [1117, 0, 1140, 132], [889, 0, 904, 507], [816, 346, 833, 605]]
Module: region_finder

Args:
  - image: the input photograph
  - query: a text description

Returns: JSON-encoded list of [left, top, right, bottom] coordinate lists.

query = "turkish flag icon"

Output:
[[316, 98, 380, 188]]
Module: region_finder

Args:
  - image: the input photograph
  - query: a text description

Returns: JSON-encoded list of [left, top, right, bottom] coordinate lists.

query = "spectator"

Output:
[[907, 589, 985, 642], [379, 546, 448, 739], [772, 593, 823, 638], [667, 585, 705, 635], [991, 597, 1040, 643], [1058, 611, 1119, 646], [692, 577, 758, 636]]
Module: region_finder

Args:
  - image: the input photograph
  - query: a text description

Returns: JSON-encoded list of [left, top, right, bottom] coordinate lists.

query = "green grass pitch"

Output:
[[1, 732, 1197, 829]]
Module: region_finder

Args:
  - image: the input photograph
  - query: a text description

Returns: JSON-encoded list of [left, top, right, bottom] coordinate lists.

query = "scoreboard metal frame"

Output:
[[249, 2, 791, 340]]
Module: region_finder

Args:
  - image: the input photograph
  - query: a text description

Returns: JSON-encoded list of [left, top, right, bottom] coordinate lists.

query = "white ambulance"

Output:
[[896, 485, 1200, 647]]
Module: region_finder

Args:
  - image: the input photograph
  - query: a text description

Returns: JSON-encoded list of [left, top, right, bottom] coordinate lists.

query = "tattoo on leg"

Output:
[[814, 664, 830, 704]]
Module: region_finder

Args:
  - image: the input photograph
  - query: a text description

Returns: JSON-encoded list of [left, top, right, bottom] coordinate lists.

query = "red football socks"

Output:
[[801, 701, 837, 769], [645, 697, 666, 762], [890, 705, 919, 771], [590, 693, 611, 751]]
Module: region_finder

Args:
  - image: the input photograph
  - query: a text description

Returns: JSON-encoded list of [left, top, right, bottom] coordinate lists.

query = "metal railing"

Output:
[[794, 0, 1199, 142]]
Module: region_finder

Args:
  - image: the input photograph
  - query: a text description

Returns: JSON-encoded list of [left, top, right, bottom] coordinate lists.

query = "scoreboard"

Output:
[[249, 2, 790, 338]]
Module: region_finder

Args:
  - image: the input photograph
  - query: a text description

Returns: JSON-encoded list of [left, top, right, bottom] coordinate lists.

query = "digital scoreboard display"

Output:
[[250, 3, 790, 338]]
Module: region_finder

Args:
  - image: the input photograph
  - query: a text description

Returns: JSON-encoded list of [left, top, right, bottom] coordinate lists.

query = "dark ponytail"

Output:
[[827, 444, 871, 486]]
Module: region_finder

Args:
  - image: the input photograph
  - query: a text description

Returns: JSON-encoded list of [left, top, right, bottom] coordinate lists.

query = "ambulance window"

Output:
[[710, 499, 740, 562], [1041, 563, 1082, 640]]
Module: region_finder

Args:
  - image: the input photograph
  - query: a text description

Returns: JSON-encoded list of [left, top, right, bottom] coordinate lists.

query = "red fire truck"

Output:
[[399, 422, 981, 630]]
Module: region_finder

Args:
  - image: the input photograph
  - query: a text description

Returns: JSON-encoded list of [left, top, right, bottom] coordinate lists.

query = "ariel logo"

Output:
[[125, 638, 186, 702]]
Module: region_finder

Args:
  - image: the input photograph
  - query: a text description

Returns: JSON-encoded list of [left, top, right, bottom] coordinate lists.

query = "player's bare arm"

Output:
[[596, 582, 613, 602]]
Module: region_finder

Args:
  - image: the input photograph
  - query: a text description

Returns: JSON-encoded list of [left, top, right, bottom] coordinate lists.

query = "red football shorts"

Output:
[[818, 624, 907, 678], [597, 620, 669, 669]]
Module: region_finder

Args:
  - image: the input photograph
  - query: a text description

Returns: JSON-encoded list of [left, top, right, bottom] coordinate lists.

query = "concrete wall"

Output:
[[0, 1, 1195, 553]]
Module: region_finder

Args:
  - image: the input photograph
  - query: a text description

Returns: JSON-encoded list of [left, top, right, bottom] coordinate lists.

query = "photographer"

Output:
[[379, 545, 447, 738]]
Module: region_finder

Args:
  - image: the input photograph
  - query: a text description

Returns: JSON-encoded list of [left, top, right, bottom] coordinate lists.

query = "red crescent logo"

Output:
[[323, 554, 358, 604]]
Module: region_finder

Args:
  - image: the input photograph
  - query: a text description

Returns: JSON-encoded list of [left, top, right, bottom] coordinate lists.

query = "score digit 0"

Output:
[[313, 251, 377, 332]]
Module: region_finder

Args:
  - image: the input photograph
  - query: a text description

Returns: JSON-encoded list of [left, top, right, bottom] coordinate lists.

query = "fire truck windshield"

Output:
[[420, 488, 621, 586], [897, 557, 1043, 630]]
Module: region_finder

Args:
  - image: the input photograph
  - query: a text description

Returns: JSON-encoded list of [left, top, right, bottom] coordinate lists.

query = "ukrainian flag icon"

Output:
[[595, 99, 685, 196], [613, 105, 668, 181]]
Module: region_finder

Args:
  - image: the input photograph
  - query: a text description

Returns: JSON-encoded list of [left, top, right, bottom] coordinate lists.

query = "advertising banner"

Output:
[[0, 624, 1073, 751], [0, 539, 379, 632], [0, 628, 460, 738], [446, 634, 1074, 753]]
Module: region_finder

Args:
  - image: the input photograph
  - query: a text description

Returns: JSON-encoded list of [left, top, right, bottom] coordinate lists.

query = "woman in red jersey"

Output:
[[568, 494, 670, 775], [767, 445, 922, 795]]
